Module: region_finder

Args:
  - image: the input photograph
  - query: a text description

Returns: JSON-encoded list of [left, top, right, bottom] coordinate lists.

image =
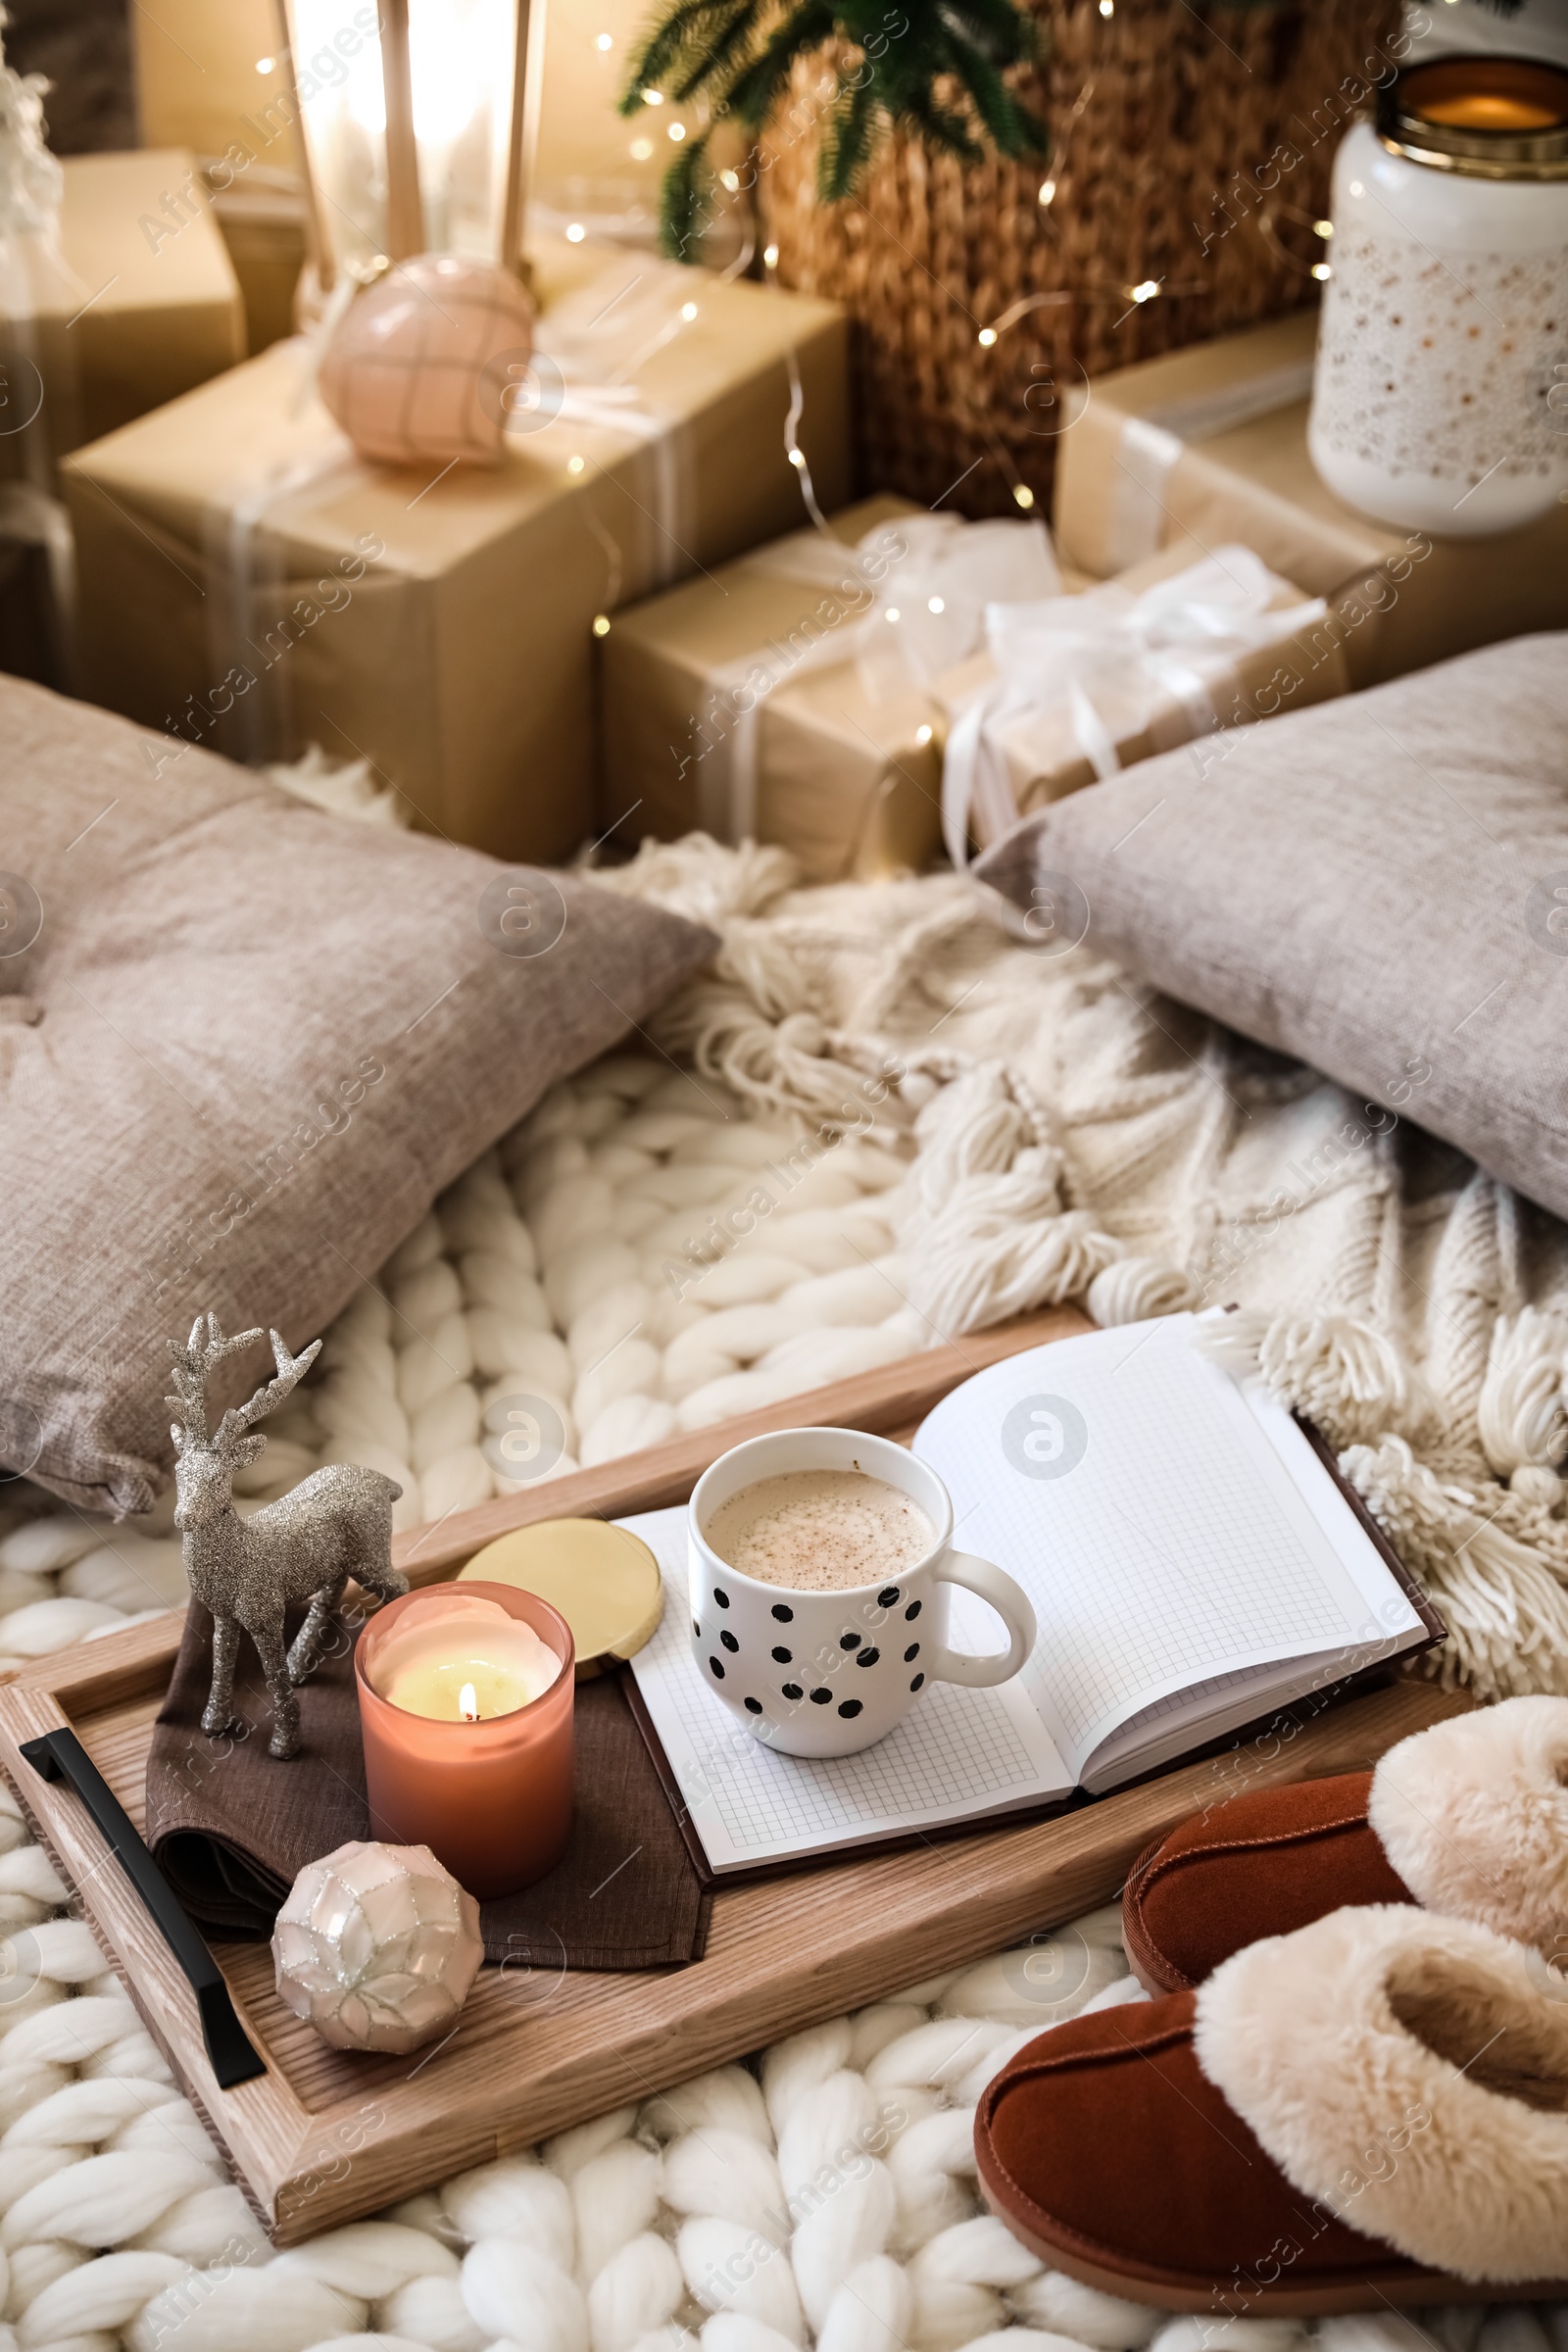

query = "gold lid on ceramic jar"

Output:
[[1376, 54, 1568, 180]]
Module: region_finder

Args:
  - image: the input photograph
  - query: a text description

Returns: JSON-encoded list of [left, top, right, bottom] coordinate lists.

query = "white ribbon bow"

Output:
[[942, 544, 1328, 867], [696, 510, 1061, 841]]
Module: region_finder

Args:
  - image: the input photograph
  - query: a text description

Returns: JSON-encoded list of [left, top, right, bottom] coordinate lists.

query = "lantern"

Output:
[[1309, 54, 1568, 537], [277, 0, 536, 282]]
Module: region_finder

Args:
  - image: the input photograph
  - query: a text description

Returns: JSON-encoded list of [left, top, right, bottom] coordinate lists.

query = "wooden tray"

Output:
[[0, 1306, 1468, 2243]]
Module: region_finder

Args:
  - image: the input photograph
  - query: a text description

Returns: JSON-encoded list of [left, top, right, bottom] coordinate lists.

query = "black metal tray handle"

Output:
[[20, 1728, 266, 2088]]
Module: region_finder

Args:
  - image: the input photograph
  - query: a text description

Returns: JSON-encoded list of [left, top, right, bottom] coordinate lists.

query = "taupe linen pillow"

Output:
[[975, 633, 1568, 1222], [0, 678, 714, 1515]]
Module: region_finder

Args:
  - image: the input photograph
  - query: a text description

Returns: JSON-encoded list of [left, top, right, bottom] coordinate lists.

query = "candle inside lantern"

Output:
[[356, 1583, 574, 1899], [284, 0, 527, 280], [375, 1597, 563, 1721]]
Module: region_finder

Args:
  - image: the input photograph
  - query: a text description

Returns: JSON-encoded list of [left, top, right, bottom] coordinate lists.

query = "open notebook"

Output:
[[622, 1316, 1441, 1875]]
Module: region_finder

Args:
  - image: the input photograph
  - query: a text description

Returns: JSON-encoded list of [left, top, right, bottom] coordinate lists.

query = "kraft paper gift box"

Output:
[[933, 541, 1350, 859], [601, 502, 1343, 877], [62, 240, 849, 863], [599, 496, 1064, 881], [208, 169, 310, 356], [1054, 311, 1568, 691], [2, 150, 245, 485]]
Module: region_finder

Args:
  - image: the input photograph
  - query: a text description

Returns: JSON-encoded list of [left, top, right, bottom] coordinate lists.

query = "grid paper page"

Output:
[[621, 1507, 1071, 1873], [914, 1315, 1417, 1783]]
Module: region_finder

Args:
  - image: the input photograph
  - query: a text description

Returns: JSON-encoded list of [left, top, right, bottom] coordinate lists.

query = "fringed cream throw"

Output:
[[592, 839, 1568, 1703], [6, 837, 1566, 1706]]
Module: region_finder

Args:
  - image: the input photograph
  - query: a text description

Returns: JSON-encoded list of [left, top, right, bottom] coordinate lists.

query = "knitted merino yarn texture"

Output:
[[5, 835, 1568, 1701], [0, 1778, 1170, 2352], [583, 836, 1568, 1704], [0, 835, 1565, 2339]]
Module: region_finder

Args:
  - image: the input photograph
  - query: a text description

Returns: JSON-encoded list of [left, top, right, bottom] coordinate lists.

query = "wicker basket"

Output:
[[759, 0, 1401, 516]]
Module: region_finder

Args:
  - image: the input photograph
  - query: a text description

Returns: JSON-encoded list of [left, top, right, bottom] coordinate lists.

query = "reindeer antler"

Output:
[[213, 1329, 322, 1454], [165, 1312, 265, 1444]]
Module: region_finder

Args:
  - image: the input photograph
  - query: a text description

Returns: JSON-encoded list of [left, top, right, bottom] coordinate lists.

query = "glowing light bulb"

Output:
[[1315, 219, 1334, 238], [720, 168, 739, 191], [1128, 278, 1159, 304], [567, 455, 585, 474], [787, 445, 806, 468], [256, 54, 276, 74], [642, 86, 664, 103], [1311, 262, 1332, 280], [592, 614, 612, 637], [565, 221, 586, 242], [763, 242, 779, 269], [668, 121, 686, 140], [630, 137, 654, 159], [927, 596, 945, 613], [1012, 484, 1036, 511], [977, 325, 998, 347], [681, 302, 699, 320], [1349, 179, 1364, 197], [886, 608, 901, 623], [595, 30, 612, 48], [1038, 177, 1056, 206], [1100, 0, 1113, 16], [914, 724, 933, 746]]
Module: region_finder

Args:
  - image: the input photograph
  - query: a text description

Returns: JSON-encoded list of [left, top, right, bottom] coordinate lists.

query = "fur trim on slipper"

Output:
[[1370, 1695, 1568, 1951], [1194, 1904, 1568, 2286]]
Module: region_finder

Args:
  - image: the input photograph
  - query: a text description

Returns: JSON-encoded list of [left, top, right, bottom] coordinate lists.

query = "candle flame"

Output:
[[460, 1682, 479, 1722]]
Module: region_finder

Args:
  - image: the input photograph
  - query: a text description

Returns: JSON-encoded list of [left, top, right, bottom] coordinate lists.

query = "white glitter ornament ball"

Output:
[[318, 253, 535, 468], [272, 1838, 482, 2053]]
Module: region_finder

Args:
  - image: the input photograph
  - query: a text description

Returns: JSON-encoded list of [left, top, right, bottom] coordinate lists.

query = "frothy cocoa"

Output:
[[703, 1469, 936, 1591]]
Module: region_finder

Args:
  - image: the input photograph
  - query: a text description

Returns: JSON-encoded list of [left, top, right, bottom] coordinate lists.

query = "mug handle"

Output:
[[928, 1552, 1037, 1689]]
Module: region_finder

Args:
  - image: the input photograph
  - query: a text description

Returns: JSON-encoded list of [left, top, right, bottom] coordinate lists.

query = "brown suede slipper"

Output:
[[976, 1905, 1568, 2313], [1123, 1696, 1568, 1994], [1122, 1770, 1409, 1994]]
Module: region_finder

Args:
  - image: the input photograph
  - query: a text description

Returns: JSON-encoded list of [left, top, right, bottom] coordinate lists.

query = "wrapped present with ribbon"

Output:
[[1053, 312, 1568, 693], [600, 495, 1062, 881], [61, 238, 848, 861], [1, 144, 244, 490], [938, 542, 1348, 863]]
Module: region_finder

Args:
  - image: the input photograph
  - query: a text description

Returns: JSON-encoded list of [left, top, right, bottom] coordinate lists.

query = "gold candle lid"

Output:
[[1378, 55, 1568, 180], [458, 1519, 664, 1679]]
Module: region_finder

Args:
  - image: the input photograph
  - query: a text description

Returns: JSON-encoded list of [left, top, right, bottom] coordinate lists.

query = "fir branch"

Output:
[[659, 126, 715, 253], [619, 0, 738, 112], [899, 77, 984, 162], [626, 0, 1050, 256], [940, 24, 1038, 154], [818, 72, 882, 196], [936, 0, 1037, 69], [723, 0, 840, 126], [669, 0, 768, 100]]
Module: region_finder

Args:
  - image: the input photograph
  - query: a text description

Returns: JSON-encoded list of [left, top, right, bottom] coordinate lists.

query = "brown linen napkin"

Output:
[[145, 1604, 709, 1969]]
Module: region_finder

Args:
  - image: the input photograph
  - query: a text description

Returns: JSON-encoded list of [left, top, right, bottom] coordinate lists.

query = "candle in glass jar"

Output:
[[378, 1602, 562, 1722], [356, 1583, 574, 1899]]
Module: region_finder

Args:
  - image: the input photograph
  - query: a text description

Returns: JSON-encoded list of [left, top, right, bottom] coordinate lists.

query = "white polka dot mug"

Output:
[[688, 1427, 1038, 1758]]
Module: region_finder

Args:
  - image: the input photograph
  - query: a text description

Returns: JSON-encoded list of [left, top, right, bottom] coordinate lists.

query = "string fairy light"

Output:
[[972, 273, 1206, 351], [1254, 198, 1340, 283]]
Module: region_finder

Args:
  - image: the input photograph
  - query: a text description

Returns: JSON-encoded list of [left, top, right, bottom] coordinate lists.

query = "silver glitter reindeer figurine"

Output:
[[168, 1314, 408, 1759]]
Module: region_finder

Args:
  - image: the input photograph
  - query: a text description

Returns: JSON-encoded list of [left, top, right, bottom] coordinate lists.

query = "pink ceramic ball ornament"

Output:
[[318, 254, 535, 469]]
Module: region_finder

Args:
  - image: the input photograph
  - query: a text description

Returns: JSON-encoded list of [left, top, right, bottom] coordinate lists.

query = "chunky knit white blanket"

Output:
[[11, 835, 1568, 1701], [0, 1804, 1176, 2352], [2, 830, 1566, 2347]]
